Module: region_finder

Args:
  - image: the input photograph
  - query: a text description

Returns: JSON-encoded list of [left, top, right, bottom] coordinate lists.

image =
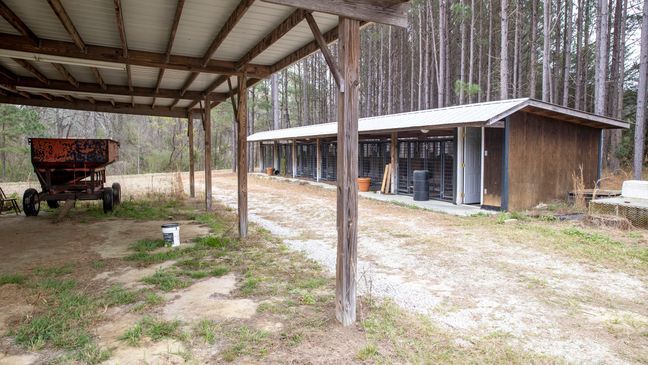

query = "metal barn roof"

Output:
[[0, 0, 349, 117], [247, 98, 630, 142]]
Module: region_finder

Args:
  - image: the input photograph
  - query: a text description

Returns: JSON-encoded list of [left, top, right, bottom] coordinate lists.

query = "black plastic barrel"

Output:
[[413, 170, 429, 201]]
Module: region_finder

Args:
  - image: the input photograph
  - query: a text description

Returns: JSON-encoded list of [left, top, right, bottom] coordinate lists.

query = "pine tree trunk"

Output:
[[574, 0, 585, 109], [562, 0, 573, 107], [594, 0, 609, 116], [500, 0, 509, 100], [387, 27, 393, 114], [633, 0, 648, 179], [459, 0, 467, 103], [542, 0, 551, 101], [439, 0, 447, 107], [530, 0, 538, 98], [271, 74, 280, 130], [468, 0, 476, 103], [487, 2, 493, 101]]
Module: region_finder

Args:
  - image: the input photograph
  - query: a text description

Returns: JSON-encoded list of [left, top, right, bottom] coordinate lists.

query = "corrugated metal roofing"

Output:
[[247, 98, 630, 142]]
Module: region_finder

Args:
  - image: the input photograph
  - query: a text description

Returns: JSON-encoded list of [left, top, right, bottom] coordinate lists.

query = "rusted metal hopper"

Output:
[[23, 138, 121, 216]]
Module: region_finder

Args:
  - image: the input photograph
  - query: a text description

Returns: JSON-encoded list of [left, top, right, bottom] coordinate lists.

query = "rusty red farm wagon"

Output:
[[23, 138, 121, 216]]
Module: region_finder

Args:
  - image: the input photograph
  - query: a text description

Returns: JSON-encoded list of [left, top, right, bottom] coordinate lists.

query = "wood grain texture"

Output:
[[12, 58, 49, 84], [0, 93, 187, 117], [188, 111, 195, 198], [335, 16, 359, 327], [204, 94, 213, 211], [507, 112, 599, 211], [47, 0, 86, 52], [263, 0, 410, 28], [0, 34, 270, 76], [0, 0, 39, 46], [237, 74, 248, 238], [483, 127, 503, 208], [51, 63, 78, 88], [305, 12, 343, 90]]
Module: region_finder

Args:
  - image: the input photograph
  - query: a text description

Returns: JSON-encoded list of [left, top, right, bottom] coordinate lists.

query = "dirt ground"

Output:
[[200, 170, 646, 364], [1, 170, 647, 364]]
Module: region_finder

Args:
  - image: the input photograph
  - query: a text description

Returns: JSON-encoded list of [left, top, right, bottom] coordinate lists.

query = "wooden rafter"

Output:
[[0, 63, 16, 81], [262, 0, 410, 28], [46, 0, 86, 52], [0, 93, 189, 118], [13, 76, 221, 100], [0, 1, 39, 46], [91, 67, 106, 90], [153, 0, 186, 108], [51, 63, 79, 88], [189, 8, 308, 108], [171, 0, 255, 108], [12, 58, 48, 84], [0, 34, 270, 76], [0, 82, 30, 98], [304, 12, 343, 91]]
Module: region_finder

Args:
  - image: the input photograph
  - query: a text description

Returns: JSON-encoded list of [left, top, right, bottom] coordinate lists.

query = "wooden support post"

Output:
[[292, 140, 297, 178], [316, 138, 322, 182], [204, 95, 212, 211], [335, 16, 360, 327], [390, 132, 398, 194], [188, 111, 195, 198], [237, 75, 248, 238], [273, 142, 279, 171]]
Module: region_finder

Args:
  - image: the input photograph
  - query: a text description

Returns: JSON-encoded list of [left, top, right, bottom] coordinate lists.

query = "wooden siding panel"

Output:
[[507, 112, 599, 211], [483, 127, 504, 208]]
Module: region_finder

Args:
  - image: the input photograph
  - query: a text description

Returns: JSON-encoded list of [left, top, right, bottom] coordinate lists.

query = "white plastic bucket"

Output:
[[161, 223, 180, 247]]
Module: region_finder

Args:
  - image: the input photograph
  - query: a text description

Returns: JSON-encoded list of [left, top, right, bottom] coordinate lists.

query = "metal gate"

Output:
[[321, 142, 337, 180], [296, 143, 316, 178], [359, 141, 390, 190], [397, 138, 455, 200], [278, 144, 292, 175]]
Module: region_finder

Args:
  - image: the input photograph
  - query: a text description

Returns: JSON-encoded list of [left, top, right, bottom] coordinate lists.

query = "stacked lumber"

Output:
[[380, 163, 392, 194]]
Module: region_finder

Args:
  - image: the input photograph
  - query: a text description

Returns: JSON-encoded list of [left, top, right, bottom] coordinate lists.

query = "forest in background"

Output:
[[0, 0, 646, 182]]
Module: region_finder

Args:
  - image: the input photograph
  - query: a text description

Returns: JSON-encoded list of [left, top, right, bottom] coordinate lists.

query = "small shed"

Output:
[[248, 98, 629, 211]]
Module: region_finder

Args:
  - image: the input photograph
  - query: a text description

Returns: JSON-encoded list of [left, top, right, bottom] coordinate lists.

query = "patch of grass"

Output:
[[34, 264, 73, 277], [240, 273, 262, 296], [142, 270, 190, 292], [357, 343, 379, 360], [211, 266, 229, 277], [129, 239, 167, 252], [195, 319, 219, 345], [221, 326, 269, 362], [91, 260, 106, 269], [194, 235, 231, 249], [361, 300, 558, 364], [120, 316, 182, 346], [124, 248, 185, 264], [0, 273, 27, 286], [13, 279, 96, 352], [191, 212, 227, 232], [496, 212, 527, 224], [69, 343, 112, 365], [562, 227, 621, 246], [102, 285, 138, 307]]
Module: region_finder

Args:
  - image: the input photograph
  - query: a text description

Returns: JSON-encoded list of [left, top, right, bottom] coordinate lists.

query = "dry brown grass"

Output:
[[571, 165, 586, 211]]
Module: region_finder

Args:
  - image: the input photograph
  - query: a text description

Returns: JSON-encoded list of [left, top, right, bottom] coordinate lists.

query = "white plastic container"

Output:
[[161, 223, 180, 247], [621, 180, 648, 200]]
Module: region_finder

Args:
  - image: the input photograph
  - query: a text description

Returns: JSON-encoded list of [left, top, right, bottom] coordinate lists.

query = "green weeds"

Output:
[[119, 316, 182, 346], [0, 273, 27, 286]]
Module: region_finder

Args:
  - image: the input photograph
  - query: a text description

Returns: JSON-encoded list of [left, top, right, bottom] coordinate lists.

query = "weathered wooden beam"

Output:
[[0, 93, 189, 117], [12, 58, 48, 84], [304, 12, 343, 91], [335, 16, 360, 327], [51, 63, 79, 88], [91, 67, 106, 90], [0, 34, 271, 76], [188, 110, 195, 198], [0, 63, 16, 81], [0, 1, 39, 46], [13, 77, 217, 100], [227, 77, 238, 117], [46, 0, 86, 52], [87, 96, 95, 104], [237, 73, 248, 238], [191, 9, 308, 107], [153, 0, 186, 107], [203, 95, 213, 211], [113, 0, 128, 58], [236, 9, 308, 69], [270, 25, 339, 74], [262, 0, 410, 28], [175, 0, 255, 105], [202, 0, 254, 67], [0, 83, 30, 98], [38, 92, 52, 100]]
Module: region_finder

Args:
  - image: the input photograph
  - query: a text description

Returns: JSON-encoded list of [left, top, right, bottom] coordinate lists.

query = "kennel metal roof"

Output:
[[247, 98, 630, 142]]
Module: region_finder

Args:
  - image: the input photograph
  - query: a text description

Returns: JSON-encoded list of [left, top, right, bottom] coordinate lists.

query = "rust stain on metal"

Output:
[[30, 138, 120, 168]]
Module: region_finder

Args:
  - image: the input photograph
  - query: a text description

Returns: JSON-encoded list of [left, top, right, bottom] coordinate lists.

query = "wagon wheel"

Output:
[[102, 187, 113, 213], [47, 200, 60, 209], [111, 183, 121, 206], [23, 188, 40, 217]]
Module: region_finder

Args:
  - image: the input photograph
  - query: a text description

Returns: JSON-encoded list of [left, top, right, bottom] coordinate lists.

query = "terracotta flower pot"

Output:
[[266, 167, 274, 175], [357, 177, 371, 192]]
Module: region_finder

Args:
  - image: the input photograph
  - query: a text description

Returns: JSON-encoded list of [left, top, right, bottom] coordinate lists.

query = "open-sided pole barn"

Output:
[[0, 0, 410, 325]]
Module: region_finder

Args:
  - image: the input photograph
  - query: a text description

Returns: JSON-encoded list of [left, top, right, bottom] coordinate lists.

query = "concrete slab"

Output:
[[251, 173, 493, 217]]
